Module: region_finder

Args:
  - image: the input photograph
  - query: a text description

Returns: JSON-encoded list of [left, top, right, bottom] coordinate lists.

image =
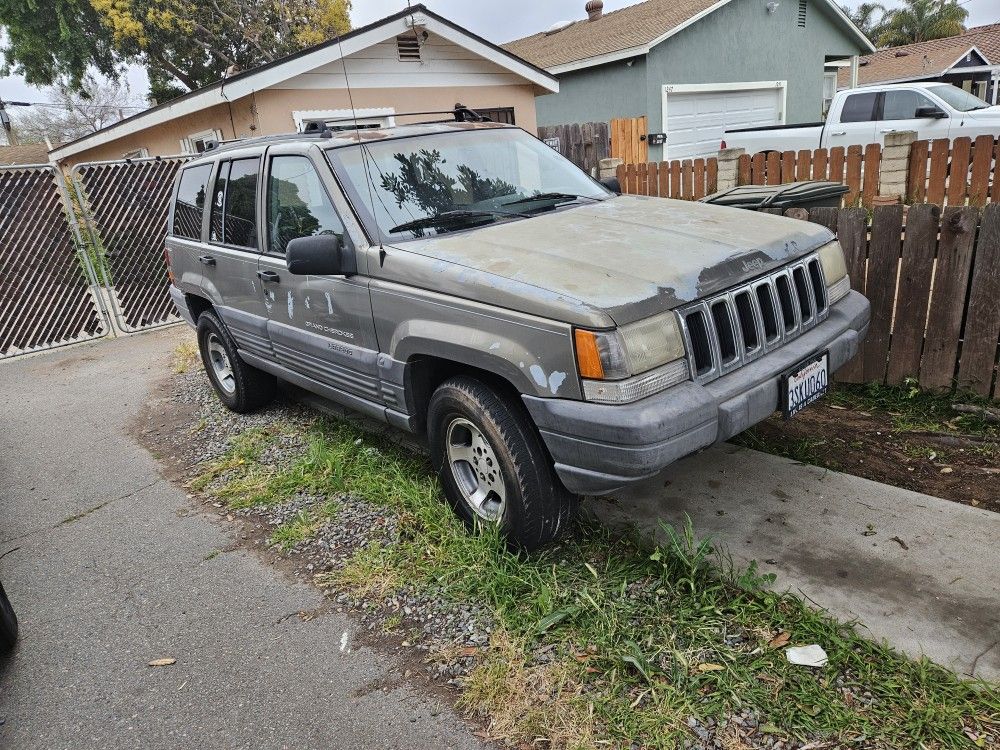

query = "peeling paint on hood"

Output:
[[391, 196, 834, 326]]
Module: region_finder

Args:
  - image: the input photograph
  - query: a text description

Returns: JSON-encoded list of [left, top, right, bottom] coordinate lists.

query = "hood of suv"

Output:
[[387, 195, 834, 326], [962, 106, 1000, 121]]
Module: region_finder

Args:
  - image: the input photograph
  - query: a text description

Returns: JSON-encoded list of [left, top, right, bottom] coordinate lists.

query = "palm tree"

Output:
[[876, 0, 968, 47], [842, 2, 888, 43]]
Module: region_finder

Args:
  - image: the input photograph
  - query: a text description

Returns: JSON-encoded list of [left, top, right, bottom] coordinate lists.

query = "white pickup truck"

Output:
[[723, 82, 1000, 153]]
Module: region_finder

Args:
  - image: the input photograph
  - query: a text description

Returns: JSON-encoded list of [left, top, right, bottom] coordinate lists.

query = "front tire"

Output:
[[0, 582, 18, 652], [197, 310, 276, 413], [427, 376, 576, 551]]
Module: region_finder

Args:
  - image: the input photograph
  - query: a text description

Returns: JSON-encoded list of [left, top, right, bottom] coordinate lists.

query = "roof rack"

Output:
[[300, 103, 492, 135]]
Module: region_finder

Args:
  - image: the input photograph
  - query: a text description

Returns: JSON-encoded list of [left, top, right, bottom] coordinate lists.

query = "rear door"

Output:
[[255, 144, 381, 404], [878, 88, 951, 143], [827, 91, 878, 149], [200, 152, 273, 359]]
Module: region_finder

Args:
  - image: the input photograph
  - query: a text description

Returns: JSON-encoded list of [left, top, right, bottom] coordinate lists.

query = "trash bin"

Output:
[[699, 181, 849, 211]]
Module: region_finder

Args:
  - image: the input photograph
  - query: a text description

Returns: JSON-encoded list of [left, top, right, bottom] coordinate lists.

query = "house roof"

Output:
[[503, 0, 875, 73], [0, 143, 51, 166], [838, 24, 1000, 88], [49, 4, 558, 162]]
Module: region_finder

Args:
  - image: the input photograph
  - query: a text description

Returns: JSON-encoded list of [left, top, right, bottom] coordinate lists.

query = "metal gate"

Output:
[[0, 165, 108, 359], [73, 156, 189, 332]]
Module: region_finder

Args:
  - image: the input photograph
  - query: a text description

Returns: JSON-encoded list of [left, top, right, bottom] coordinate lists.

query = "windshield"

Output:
[[326, 128, 611, 240], [929, 85, 991, 112]]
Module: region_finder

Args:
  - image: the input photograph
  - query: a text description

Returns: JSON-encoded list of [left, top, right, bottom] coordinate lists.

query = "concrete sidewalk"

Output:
[[593, 444, 1000, 680], [0, 330, 485, 750]]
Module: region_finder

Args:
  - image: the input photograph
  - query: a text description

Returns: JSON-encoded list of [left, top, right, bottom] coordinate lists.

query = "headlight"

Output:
[[818, 241, 850, 305], [574, 311, 688, 403]]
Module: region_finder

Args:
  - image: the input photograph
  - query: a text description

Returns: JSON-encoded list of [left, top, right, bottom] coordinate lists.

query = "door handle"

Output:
[[830, 130, 847, 136], [257, 270, 280, 283], [880, 128, 897, 134], [198, 254, 216, 267]]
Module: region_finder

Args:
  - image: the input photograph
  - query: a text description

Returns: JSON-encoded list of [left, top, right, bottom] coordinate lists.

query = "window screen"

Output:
[[840, 92, 878, 123], [267, 155, 344, 256], [882, 90, 934, 120], [172, 164, 211, 239], [209, 158, 259, 249]]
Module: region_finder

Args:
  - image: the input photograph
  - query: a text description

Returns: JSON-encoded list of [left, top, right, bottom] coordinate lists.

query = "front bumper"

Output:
[[522, 290, 870, 495]]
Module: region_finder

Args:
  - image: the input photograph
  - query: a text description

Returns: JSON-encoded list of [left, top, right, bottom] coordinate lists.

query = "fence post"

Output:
[[878, 130, 916, 202], [598, 157, 624, 181], [716, 147, 745, 192]]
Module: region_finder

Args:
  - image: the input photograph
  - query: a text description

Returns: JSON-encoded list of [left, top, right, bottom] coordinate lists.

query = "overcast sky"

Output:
[[1, 0, 997, 105]]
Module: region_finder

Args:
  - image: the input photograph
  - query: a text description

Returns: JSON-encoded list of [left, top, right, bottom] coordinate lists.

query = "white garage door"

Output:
[[662, 82, 785, 161]]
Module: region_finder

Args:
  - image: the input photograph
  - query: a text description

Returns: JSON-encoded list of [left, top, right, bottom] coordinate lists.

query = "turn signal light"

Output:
[[574, 329, 605, 380]]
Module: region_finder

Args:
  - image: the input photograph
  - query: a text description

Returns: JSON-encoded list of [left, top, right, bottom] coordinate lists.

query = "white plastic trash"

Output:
[[785, 644, 828, 667]]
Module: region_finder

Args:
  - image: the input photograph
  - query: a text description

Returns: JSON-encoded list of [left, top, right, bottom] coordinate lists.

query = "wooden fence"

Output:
[[736, 144, 881, 206], [774, 203, 1000, 398], [537, 122, 610, 175], [615, 158, 719, 200], [610, 116, 648, 165], [906, 135, 999, 206]]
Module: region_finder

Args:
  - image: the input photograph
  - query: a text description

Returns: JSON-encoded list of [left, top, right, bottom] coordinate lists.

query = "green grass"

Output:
[[194, 416, 1000, 749], [269, 501, 339, 550]]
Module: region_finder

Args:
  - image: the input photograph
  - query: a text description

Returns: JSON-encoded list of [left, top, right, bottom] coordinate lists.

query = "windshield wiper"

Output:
[[389, 208, 529, 235], [504, 192, 603, 208]]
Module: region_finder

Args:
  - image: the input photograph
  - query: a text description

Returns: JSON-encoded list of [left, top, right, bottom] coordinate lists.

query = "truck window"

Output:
[[266, 155, 345, 256], [172, 164, 212, 239], [882, 90, 935, 120], [840, 92, 878, 123], [209, 157, 260, 249]]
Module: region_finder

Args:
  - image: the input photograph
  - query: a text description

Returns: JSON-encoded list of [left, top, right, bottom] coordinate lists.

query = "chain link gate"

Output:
[[0, 165, 109, 359], [73, 156, 190, 332]]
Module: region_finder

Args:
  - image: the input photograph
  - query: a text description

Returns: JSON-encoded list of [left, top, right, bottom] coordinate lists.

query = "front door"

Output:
[[255, 146, 381, 405], [828, 90, 878, 149], [878, 88, 951, 144]]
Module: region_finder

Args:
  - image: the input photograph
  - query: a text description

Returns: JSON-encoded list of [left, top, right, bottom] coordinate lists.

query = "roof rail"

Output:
[[299, 103, 492, 134]]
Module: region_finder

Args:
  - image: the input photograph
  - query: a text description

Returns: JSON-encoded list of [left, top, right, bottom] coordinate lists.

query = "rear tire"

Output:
[[427, 376, 577, 551], [197, 310, 276, 413], [0, 582, 18, 652]]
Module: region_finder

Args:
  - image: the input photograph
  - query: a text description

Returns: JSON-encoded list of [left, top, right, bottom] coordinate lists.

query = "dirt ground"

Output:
[[739, 399, 1000, 514]]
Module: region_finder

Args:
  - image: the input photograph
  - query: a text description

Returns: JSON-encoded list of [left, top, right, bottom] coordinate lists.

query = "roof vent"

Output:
[[586, 0, 604, 21], [545, 20, 574, 35], [396, 35, 422, 62], [895, 50, 909, 57], [797, 0, 807, 27]]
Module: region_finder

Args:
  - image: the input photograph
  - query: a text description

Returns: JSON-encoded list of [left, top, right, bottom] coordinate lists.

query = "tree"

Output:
[[876, 0, 968, 47], [0, 0, 121, 91], [0, 0, 352, 104], [841, 2, 888, 43], [10, 81, 142, 144]]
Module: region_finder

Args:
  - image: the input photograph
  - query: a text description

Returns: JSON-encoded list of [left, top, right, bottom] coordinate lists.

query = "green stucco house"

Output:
[[504, 0, 874, 161]]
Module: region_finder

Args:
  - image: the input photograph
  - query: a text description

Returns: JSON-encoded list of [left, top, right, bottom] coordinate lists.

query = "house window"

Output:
[[476, 107, 516, 125], [182, 129, 222, 154], [797, 0, 807, 27], [822, 72, 838, 117], [123, 147, 149, 159], [292, 108, 396, 133], [396, 34, 422, 62]]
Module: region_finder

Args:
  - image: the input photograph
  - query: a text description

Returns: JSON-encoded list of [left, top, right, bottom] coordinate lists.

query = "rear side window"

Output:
[[172, 164, 211, 239], [840, 92, 878, 123], [209, 157, 260, 249], [266, 155, 345, 256]]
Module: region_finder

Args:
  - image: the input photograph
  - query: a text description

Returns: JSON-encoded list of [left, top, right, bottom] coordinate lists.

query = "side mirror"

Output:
[[600, 176, 622, 195], [915, 105, 947, 119], [286, 234, 356, 276]]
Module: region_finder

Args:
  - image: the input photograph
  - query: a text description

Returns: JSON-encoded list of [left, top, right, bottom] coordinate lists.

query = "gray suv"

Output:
[[166, 115, 870, 549]]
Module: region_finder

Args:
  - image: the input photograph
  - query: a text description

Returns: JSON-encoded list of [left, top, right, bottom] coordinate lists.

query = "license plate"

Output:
[[782, 352, 829, 419]]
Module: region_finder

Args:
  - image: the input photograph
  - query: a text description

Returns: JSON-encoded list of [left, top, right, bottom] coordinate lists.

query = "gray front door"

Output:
[[255, 146, 380, 404]]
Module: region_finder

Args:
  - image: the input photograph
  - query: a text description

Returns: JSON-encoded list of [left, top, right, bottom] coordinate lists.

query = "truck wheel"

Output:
[[0, 582, 17, 652], [427, 376, 577, 551], [197, 310, 276, 413]]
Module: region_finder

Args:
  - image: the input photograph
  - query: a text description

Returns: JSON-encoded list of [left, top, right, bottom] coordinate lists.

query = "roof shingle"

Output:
[[502, 0, 719, 69], [0, 143, 51, 166]]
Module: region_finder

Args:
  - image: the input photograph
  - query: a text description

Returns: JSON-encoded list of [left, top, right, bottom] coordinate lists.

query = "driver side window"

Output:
[[267, 155, 345, 256]]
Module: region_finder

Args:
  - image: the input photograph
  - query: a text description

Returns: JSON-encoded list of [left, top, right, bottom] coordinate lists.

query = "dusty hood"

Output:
[[384, 196, 834, 326]]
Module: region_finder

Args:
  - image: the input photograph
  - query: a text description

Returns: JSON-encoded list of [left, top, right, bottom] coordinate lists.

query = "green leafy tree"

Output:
[[876, 0, 968, 47], [841, 2, 888, 43]]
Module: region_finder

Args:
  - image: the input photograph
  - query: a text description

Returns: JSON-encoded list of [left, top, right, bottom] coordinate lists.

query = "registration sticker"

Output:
[[782, 352, 829, 419]]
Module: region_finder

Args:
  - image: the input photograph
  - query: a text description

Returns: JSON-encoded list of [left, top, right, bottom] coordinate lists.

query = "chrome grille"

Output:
[[678, 254, 828, 383]]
